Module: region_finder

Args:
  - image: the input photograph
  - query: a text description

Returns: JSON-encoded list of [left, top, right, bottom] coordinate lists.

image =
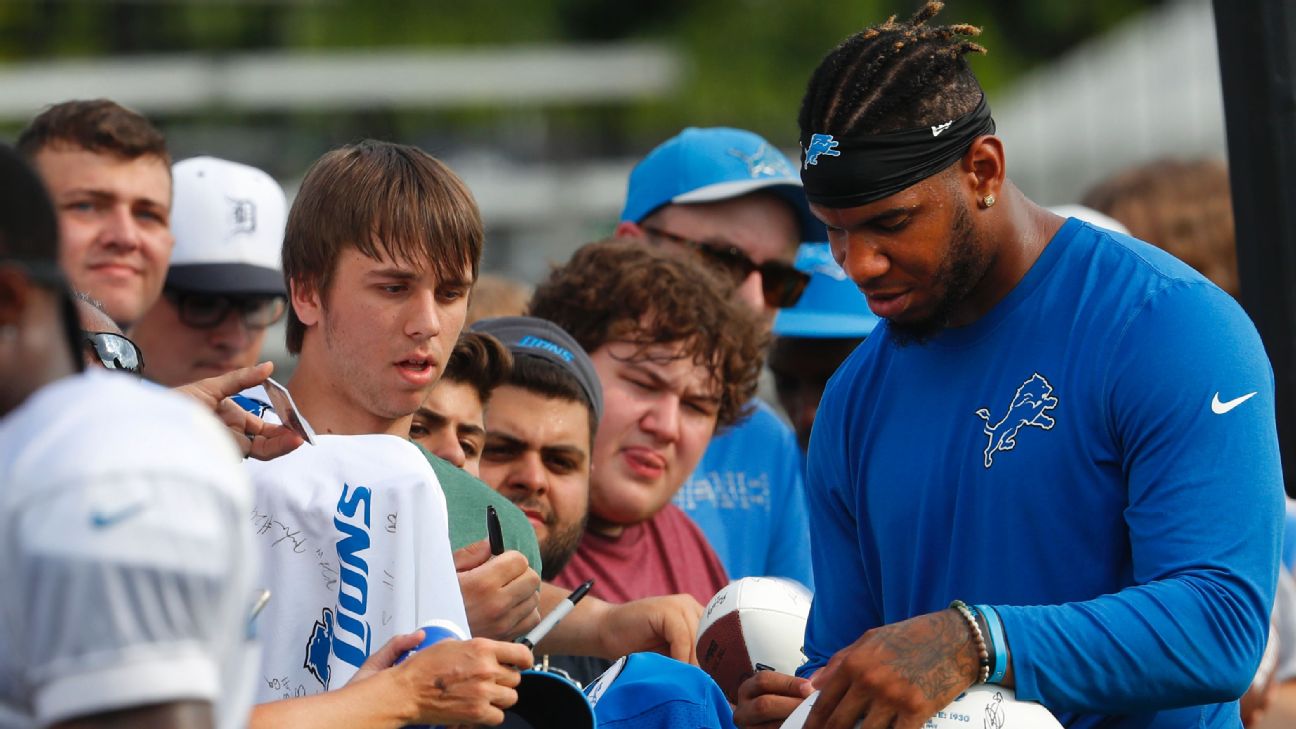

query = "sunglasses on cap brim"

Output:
[[82, 331, 145, 375], [164, 289, 288, 330], [642, 226, 810, 309]]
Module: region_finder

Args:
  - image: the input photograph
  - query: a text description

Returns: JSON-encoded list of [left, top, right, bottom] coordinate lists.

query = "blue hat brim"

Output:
[[773, 310, 878, 338]]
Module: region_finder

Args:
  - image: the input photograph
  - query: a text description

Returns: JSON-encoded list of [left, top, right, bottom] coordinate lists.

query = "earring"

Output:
[[981, 194, 996, 208]]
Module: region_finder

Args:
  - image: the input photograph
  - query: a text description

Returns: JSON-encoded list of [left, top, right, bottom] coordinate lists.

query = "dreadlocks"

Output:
[[799, 1, 986, 137]]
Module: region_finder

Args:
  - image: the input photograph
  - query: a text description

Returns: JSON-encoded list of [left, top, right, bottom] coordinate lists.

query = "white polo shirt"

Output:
[[0, 372, 256, 729]]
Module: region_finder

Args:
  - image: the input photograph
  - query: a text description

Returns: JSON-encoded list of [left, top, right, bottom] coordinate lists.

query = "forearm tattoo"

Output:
[[875, 611, 977, 701]]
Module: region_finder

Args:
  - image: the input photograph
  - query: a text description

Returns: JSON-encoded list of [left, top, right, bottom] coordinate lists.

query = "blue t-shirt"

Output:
[[674, 400, 814, 589], [799, 219, 1283, 728]]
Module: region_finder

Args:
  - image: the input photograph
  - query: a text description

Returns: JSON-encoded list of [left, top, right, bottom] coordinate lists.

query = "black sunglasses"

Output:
[[83, 331, 145, 375], [642, 226, 810, 309], [165, 289, 287, 330]]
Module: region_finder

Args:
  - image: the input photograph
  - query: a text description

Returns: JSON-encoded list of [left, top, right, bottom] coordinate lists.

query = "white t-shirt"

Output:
[[240, 391, 467, 702], [0, 372, 256, 729]]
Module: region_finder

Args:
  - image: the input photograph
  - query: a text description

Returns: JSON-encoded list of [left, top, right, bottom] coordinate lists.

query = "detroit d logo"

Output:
[[226, 196, 257, 236], [974, 373, 1058, 468]]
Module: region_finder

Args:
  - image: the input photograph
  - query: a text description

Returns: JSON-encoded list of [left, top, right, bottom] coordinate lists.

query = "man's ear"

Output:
[[962, 135, 1006, 204], [614, 221, 647, 240], [290, 277, 322, 328], [0, 267, 31, 329]]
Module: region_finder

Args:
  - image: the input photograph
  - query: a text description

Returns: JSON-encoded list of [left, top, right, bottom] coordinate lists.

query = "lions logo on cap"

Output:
[[727, 143, 793, 179], [802, 134, 841, 169]]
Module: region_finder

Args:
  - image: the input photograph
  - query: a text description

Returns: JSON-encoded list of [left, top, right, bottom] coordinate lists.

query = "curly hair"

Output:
[[528, 238, 766, 430], [441, 331, 513, 406], [799, 1, 986, 137]]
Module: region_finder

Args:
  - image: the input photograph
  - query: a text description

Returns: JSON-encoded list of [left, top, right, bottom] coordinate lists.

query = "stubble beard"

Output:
[[538, 512, 589, 581], [322, 308, 423, 424], [888, 201, 994, 347]]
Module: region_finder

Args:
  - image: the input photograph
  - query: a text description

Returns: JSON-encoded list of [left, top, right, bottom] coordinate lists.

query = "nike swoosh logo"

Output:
[[1211, 391, 1258, 415], [90, 502, 147, 529]]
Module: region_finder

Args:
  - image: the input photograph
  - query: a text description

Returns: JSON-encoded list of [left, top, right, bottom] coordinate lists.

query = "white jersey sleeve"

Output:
[[0, 373, 256, 729]]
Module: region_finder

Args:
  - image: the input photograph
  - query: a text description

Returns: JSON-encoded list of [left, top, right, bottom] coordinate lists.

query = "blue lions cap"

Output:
[[584, 653, 733, 729], [622, 127, 827, 242], [470, 316, 603, 424], [773, 243, 879, 338]]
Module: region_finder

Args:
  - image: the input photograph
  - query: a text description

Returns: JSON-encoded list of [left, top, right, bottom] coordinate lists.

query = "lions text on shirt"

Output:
[[0, 372, 256, 729], [238, 387, 468, 701]]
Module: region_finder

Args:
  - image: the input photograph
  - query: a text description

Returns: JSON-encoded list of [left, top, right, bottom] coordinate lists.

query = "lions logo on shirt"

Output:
[[304, 608, 334, 689], [974, 373, 1058, 468]]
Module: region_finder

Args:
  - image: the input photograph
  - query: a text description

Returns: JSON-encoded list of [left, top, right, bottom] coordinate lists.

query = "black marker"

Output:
[[487, 504, 505, 556], [516, 579, 595, 650]]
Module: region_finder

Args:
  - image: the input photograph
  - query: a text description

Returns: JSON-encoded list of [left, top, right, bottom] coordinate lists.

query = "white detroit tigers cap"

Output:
[[167, 156, 287, 295]]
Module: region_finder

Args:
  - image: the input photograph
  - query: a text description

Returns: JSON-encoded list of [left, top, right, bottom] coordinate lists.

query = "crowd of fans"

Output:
[[1, 3, 1291, 728]]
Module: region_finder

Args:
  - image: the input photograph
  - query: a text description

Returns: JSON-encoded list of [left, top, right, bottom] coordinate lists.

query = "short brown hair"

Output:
[[442, 331, 512, 406], [17, 99, 169, 166], [1082, 158, 1238, 296], [529, 238, 766, 430], [283, 140, 484, 353]]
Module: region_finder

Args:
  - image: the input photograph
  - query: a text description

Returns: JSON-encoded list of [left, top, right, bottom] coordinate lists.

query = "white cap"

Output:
[[167, 156, 287, 295]]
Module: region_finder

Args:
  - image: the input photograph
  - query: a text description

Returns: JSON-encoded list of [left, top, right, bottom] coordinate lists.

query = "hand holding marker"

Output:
[[516, 579, 594, 651], [488, 504, 593, 651]]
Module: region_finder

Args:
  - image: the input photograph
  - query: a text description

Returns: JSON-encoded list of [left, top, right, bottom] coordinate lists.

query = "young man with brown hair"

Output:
[[616, 127, 819, 589], [471, 316, 604, 582], [242, 142, 702, 709], [18, 99, 174, 329], [530, 238, 768, 606], [241, 140, 542, 703]]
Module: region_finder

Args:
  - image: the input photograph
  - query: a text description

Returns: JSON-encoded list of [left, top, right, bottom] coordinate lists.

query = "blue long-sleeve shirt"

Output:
[[798, 219, 1283, 728]]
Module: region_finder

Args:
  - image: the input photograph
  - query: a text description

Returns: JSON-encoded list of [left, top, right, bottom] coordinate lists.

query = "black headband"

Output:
[[799, 95, 996, 208]]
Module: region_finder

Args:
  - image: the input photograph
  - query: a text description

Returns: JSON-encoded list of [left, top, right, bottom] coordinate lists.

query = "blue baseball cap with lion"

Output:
[[621, 127, 827, 241]]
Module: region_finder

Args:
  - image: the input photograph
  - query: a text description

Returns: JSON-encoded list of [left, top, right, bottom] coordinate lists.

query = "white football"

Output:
[[779, 685, 1064, 729], [696, 577, 813, 701]]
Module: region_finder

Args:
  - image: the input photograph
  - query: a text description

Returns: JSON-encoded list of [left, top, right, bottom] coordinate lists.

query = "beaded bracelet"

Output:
[[949, 599, 990, 684]]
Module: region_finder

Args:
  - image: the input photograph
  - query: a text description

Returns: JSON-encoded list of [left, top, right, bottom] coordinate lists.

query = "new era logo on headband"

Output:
[[931, 121, 953, 137], [803, 134, 841, 169]]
